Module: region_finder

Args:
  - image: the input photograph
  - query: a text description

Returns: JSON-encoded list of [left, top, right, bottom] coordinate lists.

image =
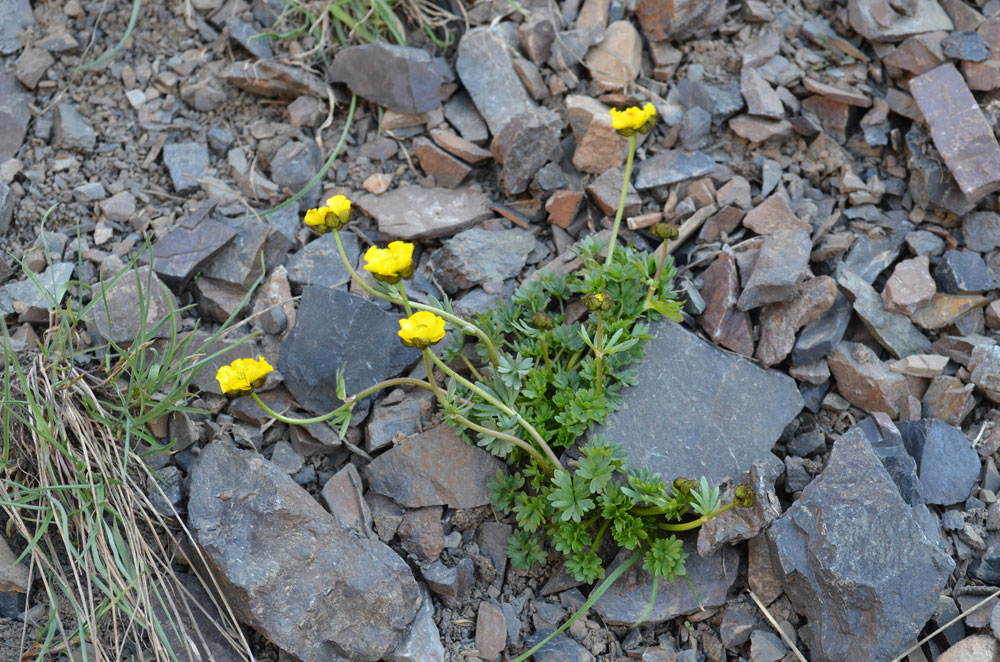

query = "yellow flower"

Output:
[[610, 103, 657, 137], [326, 195, 352, 226], [304, 206, 334, 233], [364, 241, 415, 283], [303, 195, 352, 233], [215, 357, 274, 396], [398, 311, 446, 349]]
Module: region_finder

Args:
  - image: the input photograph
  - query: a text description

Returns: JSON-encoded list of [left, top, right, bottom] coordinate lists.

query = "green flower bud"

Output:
[[651, 222, 679, 241], [585, 292, 612, 312], [673, 477, 697, 495], [733, 485, 755, 508], [533, 311, 555, 330]]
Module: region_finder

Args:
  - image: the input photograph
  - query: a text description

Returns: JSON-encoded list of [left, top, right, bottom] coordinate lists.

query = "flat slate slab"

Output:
[[355, 186, 493, 240], [590, 320, 803, 485]]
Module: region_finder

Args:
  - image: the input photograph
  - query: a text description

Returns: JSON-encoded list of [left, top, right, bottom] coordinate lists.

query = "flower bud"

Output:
[[673, 477, 697, 495], [733, 485, 755, 508], [585, 292, 612, 312], [533, 312, 555, 330], [651, 222, 679, 241]]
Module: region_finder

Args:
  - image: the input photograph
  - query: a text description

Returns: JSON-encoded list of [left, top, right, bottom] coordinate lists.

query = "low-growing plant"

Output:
[[219, 102, 755, 659]]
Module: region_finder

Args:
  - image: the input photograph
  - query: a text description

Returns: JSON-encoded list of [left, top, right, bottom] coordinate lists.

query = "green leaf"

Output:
[[690, 476, 721, 517], [575, 455, 614, 494], [565, 550, 605, 583], [643, 535, 688, 581], [487, 471, 524, 513], [507, 530, 547, 570], [547, 470, 595, 522], [552, 520, 592, 554], [513, 493, 546, 532]]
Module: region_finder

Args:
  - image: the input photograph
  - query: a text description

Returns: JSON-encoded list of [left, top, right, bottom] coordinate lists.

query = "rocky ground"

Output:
[[6, 0, 1000, 660]]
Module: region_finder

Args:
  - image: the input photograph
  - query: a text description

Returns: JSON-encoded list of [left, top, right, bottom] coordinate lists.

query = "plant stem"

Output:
[[604, 133, 637, 267], [427, 351, 562, 473], [249, 376, 431, 425], [589, 518, 610, 554], [333, 230, 500, 367], [540, 336, 552, 373], [450, 411, 553, 475], [643, 238, 670, 309], [396, 281, 413, 316], [594, 311, 605, 395], [458, 352, 484, 381], [645, 502, 738, 531]]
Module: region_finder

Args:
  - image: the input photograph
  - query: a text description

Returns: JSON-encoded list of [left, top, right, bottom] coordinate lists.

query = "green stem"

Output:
[[589, 518, 610, 554], [643, 238, 670, 309], [458, 352, 484, 381], [249, 377, 430, 425], [540, 336, 552, 373], [565, 349, 583, 372], [644, 502, 737, 531], [604, 133, 637, 267], [594, 311, 605, 395], [396, 280, 414, 316], [427, 351, 562, 473], [333, 230, 500, 367], [449, 411, 553, 475]]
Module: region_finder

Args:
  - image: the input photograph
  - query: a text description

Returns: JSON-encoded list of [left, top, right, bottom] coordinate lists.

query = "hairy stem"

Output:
[[249, 377, 431, 425], [604, 133, 637, 267]]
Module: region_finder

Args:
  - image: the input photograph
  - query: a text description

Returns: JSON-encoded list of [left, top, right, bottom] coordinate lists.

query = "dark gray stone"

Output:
[[934, 250, 998, 293], [387, 585, 445, 662], [841, 222, 912, 283], [679, 107, 712, 151], [906, 230, 946, 256], [280, 286, 419, 417], [767, 428, 954, 662], [432, 228, 535, 294], [836, 268, 931, 359], [0, 70, 30, 162], [226, 17, 273, 59], [269, 140, 321, 195], [365, 394, 431, 452], [202, 216, 270, 288], [591, 539, 739, 625], [188, 440, 420, 662], [152, 203, 237, 289], [964, 212, 1000, 252], [634, 149, 716, 190], [150, 573, 243, 662], [523, 629, 594, 662], [422, 558, 475, 608], [456, 27, 535, 135], [898, 419, 981, 506], [492, 107, 561, 195], [0, 181, 12, 236], [53, 103, 96, 152], [147, 465, 183, 517], [329, 43, 442, 115], [591, 320, 802, 485], [935, 595, 966, 646], [88, 267, 178, 344], [792, 292, 852, 365], [356, 186, 493, 240], [787, 429, 826, 457], [363, 425, 504, 509], [941, 30, 989, 62], [163, 142, 210, 195], [285, 231, 360, 290], [207, 126, 236, 154], [738, 229, 811, 311], [443, 91, 489, 145], [0, 0, 33, 55], [750, 630, 787, 662]]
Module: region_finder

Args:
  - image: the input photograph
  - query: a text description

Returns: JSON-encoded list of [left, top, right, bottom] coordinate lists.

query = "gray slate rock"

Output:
[[792, 292, 852, 365], [443, 91, 489, 144], [591, 320, 802, 485], [934, 250, 998, 293], [837, 267, 930, 359], [432, 228, 535, 294], [592, 539, 739, 625], [634, 149, 716, 190], [356, 186, 493, 240], [767, 427, 954, 662], [226, 18, 273, 59], [898, 419, 980, 506], [0, 69, 31, 162], [0, 0, 33, 55], [841, 222, 912, 283], [523, 629, 594, 662], [89, 267, 177, 344], [53, 103, 96, 152], [963, 212, 1000, 252], [150, 573, 243, 662], [0, 262, 73, 314], [456, 27, 536, 135], [285, 231, 360, 290], [279, 285, 419, 417], [269, 140, 321, 196], [0, 181, 12, 236], [492, 107, 561, 195], [163, 142, 210, 195], [152, 203, 237, 288], [329, 43, 442, 114], [387, 585, 445, 662], [422, 558, 475, 608], [188, 440, 420, 662], [363, 425, 504, 509], [738, 229, 811, 311], [202, 216, 270, 288], [941, 30, 989, 62]]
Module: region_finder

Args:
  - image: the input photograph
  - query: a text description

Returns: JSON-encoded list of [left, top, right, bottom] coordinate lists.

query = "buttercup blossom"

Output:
[[326, 195, 352, 225], [610, 103, 657, 137], [303, 195, 352, 233], [364, 241, 415, 283], [398, 311, 447, 349], [216, 357, 274, 396]]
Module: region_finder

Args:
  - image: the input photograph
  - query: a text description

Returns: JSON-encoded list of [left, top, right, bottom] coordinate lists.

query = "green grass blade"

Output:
[[75, 0, 142, 72]]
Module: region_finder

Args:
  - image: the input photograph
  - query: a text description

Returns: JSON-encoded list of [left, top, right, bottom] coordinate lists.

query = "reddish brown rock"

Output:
[[883, 32, 947, 74], [963, 58, 1000, 90], [922, 375, 976, 426], [881, 255, 936, 315], [511, 58, 548, 100], [756, 277, 838, 368], [909, 293, 989, 329], [738, 229, 812, 310], [321, 463, 372, 536], [986, 300, 1000, 329], [475, 602, 507, 661], [728, 115, 792, 143], [910, 63, 1000, 201], [414, 137, 472, 188], [429, 128, 492, 165], [828, 341, 910, 418], [802, 77, 872, 107], [697, 246, 754, 357], [886, 88, 923, 121], [742, 195, 811, 235], [636, 0, 726, 42], [566, 95, 627, 174], [584, 20, 642, 91], [586, 167, 641, 217], [802, 95, 852, 143], [698, 206, 744, 243], [545, 190, 584, 229], [398, 506, 446, 563]]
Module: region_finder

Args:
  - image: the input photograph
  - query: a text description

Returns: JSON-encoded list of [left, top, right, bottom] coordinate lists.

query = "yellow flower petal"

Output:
[[215, 356, 274, 396], [363, 241, 415, 282], [326, 194, 351, 218], [304, 206, 332, 229], [398, 311, 446, 349], [610, 103, 657, 136]]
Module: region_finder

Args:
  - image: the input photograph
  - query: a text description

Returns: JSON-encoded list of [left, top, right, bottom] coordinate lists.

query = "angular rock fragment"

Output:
[[586, 167, 641, 217], [737, 229, 811, 311], [414, 138, 472, 189], [910, 293, 989, 329], [767, 426, 953, 662], [162, 142, 209, 195], [792, 293, 852, 365], [565, 95, 627, 175], [223, 60, 326, 99], [634, 150, 715, 190], [584, 21, 641, 91], [883, 32, 947, 75], [591, 320, 802, 485], [898, 419, 981, 505], [363, 426, 504, 509], [432, 228, 534, 294], [727, 115, 792, 143], [635, 0, 726, 42], [837, 268, 930, 359], [54, 103, 96, 152], [491, 107, 561, 195], [922, 375, 976, 426], [456, 27, 535, 135], [934, 250, 998, 293], [152, 204, 237, 289], [328, 44, 442, 114], [963, 211, 1000, 252], [881, 255, 936, 315], [910, 63, 1000, 202], [189, 440, 420, 662], [828, 341, 910, 417], [848, 0, 954, 42], [697, 247, 754, 357], [740, 67, 784, 119], [741, 195, 811, 235], [756, 277, 837, 368], [356, 186, 492, 240]]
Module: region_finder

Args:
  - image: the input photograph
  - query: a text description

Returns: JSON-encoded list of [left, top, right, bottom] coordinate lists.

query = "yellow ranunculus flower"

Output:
[[326, 195, 352, 227], [304, 206, 334, 233], [215, 356, 274, 396], [364, 241, 415, 283], [398, 311, 446, 349], [610, 102, 657, 137]]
